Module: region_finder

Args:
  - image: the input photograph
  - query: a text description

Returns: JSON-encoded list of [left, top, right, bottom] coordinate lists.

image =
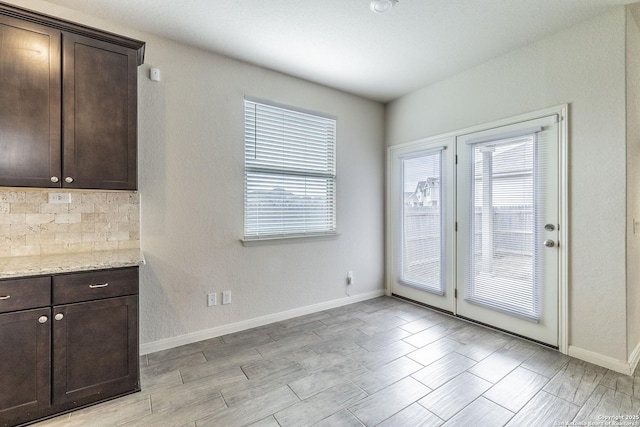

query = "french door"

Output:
[[456, 115, 559, 346], [388, 110, 563, 347], [387, 137, 456, 312]]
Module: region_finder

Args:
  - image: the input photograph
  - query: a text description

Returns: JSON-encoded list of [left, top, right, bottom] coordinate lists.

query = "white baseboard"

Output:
[[628, 340, 640, 375], [140, 289, 384, 355], [568, 345, 633, 375]]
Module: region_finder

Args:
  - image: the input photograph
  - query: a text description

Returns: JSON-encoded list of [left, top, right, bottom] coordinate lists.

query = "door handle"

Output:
[[543, 239, 556, 248]]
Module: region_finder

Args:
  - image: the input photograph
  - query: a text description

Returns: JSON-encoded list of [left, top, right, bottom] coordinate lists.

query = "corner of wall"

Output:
[[625, 4, 640, 362]]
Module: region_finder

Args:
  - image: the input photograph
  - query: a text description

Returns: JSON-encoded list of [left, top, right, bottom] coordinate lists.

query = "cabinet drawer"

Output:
[[0, 277, 51, 314], [53, 267, 138, 305]]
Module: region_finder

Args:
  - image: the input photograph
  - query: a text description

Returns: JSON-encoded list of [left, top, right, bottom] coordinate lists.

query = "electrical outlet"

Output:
[[48, 193, 71, 204], [346, 271, 353, 285], [222, 291, 232, 305], [207, 293, 217, 307]]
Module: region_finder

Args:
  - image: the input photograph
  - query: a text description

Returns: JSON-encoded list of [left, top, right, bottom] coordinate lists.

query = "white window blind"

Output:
[[400, 149, 444, 294], [244, 99, 337, 240], [465, 131, 543, 321]]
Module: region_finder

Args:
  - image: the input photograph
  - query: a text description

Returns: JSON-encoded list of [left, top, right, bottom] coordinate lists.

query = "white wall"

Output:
[[137, 39, 385, 346], [8, 0, 386, 348], [626, 5, 640, 362], [387, 9, 628, 361]]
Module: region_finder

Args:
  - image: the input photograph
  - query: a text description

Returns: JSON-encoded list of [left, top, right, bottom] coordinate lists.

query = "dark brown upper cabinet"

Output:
[[62, 33, 139, 190], [0, 3, 145, 190], [0, 14, 61, 189]]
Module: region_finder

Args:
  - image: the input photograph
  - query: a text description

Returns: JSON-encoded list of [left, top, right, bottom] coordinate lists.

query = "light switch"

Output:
[[222, 291, 232, 305]]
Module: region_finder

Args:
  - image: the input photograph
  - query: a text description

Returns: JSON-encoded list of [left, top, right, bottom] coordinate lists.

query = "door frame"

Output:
[[385, 104, 569, 354]]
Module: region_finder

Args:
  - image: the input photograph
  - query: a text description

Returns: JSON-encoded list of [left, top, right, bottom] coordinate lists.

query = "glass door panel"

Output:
[[456, 115, 559, 346], [401, 151, 444, 294]]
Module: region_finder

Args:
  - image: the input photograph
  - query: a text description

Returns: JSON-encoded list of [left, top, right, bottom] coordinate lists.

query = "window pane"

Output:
[[245, 172, 335, 237], [401, 151, 444, 294], [244, 99, 336, 239]]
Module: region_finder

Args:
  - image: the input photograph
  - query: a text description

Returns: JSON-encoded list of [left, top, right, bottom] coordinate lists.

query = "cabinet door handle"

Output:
[[64, 177, 74, 183], [0, 295, 10, 300], [89, 283, 109, 289], [50, 176, 59, 183], [54, 313, 64, 321], [38, 316, 48, 324]]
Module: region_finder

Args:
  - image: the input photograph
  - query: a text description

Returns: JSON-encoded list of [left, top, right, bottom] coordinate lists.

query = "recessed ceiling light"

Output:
[[370, 0, 398, 14]]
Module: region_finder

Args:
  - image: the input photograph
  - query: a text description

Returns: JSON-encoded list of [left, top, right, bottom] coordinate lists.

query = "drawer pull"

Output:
[[0, 295, 10, 300], [89, 283, 109, 289]]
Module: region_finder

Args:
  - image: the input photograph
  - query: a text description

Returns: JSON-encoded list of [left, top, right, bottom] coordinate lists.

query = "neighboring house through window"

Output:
[[243, 98, 337, 241]]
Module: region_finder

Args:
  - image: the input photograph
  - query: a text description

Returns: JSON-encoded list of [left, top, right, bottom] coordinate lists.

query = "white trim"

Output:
[[557, 105, 569, 355], [139, 289, 384, 355], [568, 345, 633, 375], [629, 340, 640, 375]]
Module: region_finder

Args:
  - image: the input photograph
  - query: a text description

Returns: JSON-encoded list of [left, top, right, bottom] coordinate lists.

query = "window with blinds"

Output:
[[244, 98, 337, 240], [400, 149, 444, 294]]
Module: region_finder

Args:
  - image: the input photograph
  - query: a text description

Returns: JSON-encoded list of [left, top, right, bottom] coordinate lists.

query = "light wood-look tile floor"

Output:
[[33, 297, 640, 427]]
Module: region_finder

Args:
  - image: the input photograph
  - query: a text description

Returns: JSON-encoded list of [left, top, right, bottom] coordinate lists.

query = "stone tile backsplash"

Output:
[[0, 189, 140, 258]]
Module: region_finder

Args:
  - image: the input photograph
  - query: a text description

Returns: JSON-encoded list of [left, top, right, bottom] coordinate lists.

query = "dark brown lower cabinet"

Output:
[[0, 308, 51, 427], [0, 267, 139, 427], [53, 295, 139, 406]]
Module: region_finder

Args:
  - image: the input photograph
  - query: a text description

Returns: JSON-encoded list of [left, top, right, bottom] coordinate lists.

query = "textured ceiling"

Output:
[[44, 0, 636, 102]]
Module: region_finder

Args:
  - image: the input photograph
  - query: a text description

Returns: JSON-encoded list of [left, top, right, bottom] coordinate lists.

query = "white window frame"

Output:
[[242, 97, 337, 245]]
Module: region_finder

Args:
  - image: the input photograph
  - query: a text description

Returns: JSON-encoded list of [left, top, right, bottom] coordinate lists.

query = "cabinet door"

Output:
[[53, 295, 139, 406], [0, 15, 61, 188], [0, 308, 51, 427], [62, 33, 138, 190]]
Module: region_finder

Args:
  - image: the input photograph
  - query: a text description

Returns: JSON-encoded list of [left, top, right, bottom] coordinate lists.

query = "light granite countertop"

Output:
[[0, 249, 145, 279]]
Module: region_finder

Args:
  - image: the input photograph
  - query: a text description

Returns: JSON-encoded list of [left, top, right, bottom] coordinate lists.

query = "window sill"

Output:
[[241, 233, 339, 247]]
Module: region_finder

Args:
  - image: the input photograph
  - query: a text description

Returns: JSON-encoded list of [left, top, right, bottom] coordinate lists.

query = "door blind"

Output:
[[244, 99, 337, 239], [400, 149, 444, 294], [465, 131, 544, 321]]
